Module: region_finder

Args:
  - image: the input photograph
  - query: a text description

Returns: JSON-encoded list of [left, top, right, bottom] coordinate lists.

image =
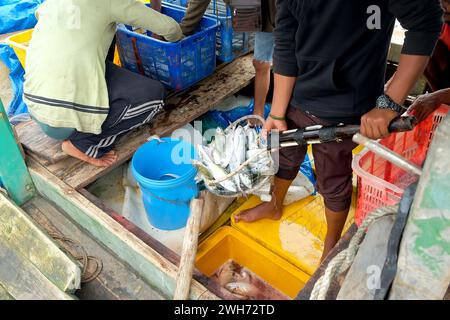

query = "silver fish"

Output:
[[225, 282, 258, 298], [197, 145, 237, 192]]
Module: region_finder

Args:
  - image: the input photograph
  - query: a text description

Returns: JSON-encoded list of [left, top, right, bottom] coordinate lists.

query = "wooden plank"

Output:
[[0, 98, 35, 205], [0, 192, 81, 293], [0, 284, 14, 300], [80, 189, 245, 300], [296, 224, 358, 300], [15, 121, 69, 165], [390, 114, 450, 300], [0, 240, 74, 300], [28, 158, 218, 300], [23, 196, 165, 300], [42, 54, 255, 189]]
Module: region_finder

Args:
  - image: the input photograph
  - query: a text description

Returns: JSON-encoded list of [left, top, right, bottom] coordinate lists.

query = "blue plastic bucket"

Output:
[[131, 138, 198, 230]]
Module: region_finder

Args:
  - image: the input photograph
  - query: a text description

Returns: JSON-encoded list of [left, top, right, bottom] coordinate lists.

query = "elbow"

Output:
[[165, 23, 183, 42]]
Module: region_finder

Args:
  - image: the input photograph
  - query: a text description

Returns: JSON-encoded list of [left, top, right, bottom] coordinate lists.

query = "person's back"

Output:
[[24, 0, 181, 134], [23, 0, 183, 167]]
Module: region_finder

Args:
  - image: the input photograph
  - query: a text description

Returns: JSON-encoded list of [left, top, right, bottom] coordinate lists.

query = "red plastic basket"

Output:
[[352, 105, 449, 226]]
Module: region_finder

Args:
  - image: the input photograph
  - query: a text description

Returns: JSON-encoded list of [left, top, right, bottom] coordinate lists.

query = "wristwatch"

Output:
[[376, 94, 407, 114]]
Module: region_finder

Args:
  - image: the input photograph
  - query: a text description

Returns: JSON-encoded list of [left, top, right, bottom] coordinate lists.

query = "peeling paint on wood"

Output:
[[28, 159, 218, 300]]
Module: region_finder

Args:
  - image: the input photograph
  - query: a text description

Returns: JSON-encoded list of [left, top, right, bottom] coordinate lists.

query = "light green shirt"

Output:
[[24, 0, 183, 134]]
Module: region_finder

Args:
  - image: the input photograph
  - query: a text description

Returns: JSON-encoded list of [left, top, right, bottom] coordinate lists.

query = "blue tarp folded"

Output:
[[0, 43, 27, 116], [0, 0, 43, 34]]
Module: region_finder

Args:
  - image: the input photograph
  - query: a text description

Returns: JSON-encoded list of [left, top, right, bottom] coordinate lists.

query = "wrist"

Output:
[[269, 113, 286, 121], [376, 93, 406, 114]]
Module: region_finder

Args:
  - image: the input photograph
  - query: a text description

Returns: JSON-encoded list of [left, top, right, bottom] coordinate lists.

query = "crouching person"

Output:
[[24, 0, 182, 167]]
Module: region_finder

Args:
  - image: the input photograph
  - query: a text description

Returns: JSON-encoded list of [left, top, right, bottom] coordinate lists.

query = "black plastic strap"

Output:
[[374, 183, 418, 300]]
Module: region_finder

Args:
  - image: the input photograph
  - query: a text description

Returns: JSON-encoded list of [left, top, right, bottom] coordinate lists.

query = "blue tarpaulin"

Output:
[[0, 43, 27, 116], [0, 0, 43, 34], [0, 0, 43, 116]]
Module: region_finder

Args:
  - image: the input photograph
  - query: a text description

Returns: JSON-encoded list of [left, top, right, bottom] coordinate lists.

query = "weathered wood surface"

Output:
[[28, 158, 218, 300], [0, 192, 81, 293], [389, 114, 450, 300], [18, 54, 255, 190], [296, 224, 358, 300], [0, 284, 14, 300], [0, 240, 74, 300], [174, 199, 204, 300], [15, 121, 69, 165], [80, 189, 237, 300], [0, 99, 36, 205], [23, 196, 165, 300], [337, 216, 395, 300]]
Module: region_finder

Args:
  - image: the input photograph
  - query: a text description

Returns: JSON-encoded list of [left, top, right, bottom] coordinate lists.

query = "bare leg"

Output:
[[321, 207, 350, 261], [253, 60, 271, 118], [234, 177, 292, 223], [62, 140, 118, 167]]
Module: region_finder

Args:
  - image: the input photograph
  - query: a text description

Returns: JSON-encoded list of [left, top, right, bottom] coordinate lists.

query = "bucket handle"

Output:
[[147, 135, 164, 143]]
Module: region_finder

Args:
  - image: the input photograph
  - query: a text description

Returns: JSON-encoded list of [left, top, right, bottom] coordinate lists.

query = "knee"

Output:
[[253, 59, 271, 74], [135, 78, 166, 102]]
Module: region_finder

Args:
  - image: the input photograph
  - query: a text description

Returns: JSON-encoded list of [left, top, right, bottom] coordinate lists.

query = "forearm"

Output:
[[111, 0, 182, 42], [384, 54, 430, 105], [271, 74, 296, 117], [179, 0, 211, 35], [433, 88, 450, 104], [151, 0, 162, 12]]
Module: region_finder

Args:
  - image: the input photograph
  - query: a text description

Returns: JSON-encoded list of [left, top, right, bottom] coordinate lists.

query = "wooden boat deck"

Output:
[[15, 54, 255, 190]]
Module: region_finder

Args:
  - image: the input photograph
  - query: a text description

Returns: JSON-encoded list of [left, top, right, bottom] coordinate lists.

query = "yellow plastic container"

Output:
[[5, 29, 33, 68], [231, 193, 356, 276], [5, 28, 122, 68], [196, 226, 310, 299]]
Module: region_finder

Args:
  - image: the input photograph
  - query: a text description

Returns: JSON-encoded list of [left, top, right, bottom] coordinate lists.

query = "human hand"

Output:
[[443, 0, 450, 23], [263, 115, 288, 137], [360, 108, 399, 139], [408, 92, 442, 122]]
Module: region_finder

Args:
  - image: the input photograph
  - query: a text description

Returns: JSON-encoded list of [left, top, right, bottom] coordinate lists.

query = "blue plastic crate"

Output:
[[116, 5, 219, 91], [164, 0, 254, 63]]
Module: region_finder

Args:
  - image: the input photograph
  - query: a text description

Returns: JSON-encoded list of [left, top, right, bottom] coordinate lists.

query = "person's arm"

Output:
[[265, 0, 298, 132], [151, 0, 162, 13], [179, 0, 211, 36], [360, 0, 444, 139], [110, 0, 183, 42], [409, 88, 450, 121]]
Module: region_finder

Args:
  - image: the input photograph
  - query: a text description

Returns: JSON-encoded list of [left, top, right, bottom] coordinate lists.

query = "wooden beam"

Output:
[[0, 192, 81, 293], [42, 54, 255, 189], [28, 158, 218, 300], [79, 189, 247, 300], [0, 98, 35, 205], [23, 196, 166, 300], [0, 240, 74, 300], [390, 111, 450, 300]]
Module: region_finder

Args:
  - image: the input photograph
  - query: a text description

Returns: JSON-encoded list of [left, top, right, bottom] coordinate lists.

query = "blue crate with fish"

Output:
[[164, 0, 254, 62], [116, 4, 219, 91]]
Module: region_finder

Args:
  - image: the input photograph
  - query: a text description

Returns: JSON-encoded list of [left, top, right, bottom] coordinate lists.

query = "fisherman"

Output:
[[179, 0, 276, 120], [234, 0, 444, 261], [23, 0, 182, 167]]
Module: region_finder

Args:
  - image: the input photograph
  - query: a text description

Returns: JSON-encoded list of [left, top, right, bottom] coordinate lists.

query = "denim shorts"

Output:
[[253, 32, 275, 63]]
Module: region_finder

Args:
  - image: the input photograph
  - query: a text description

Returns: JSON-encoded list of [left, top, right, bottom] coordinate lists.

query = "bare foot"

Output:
[[61, 140, 118, 167], [234, 198, 283, 223]]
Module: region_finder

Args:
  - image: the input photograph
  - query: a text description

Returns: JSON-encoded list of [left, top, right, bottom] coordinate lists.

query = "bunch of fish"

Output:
[[193, 124, 275, 197]]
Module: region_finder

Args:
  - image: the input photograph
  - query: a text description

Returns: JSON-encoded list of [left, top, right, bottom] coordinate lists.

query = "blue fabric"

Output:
[[199, 99, 317, 193], [253, 32, 275, 63], [0, 0, 43, 34], [0, 44, 27, 116]]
